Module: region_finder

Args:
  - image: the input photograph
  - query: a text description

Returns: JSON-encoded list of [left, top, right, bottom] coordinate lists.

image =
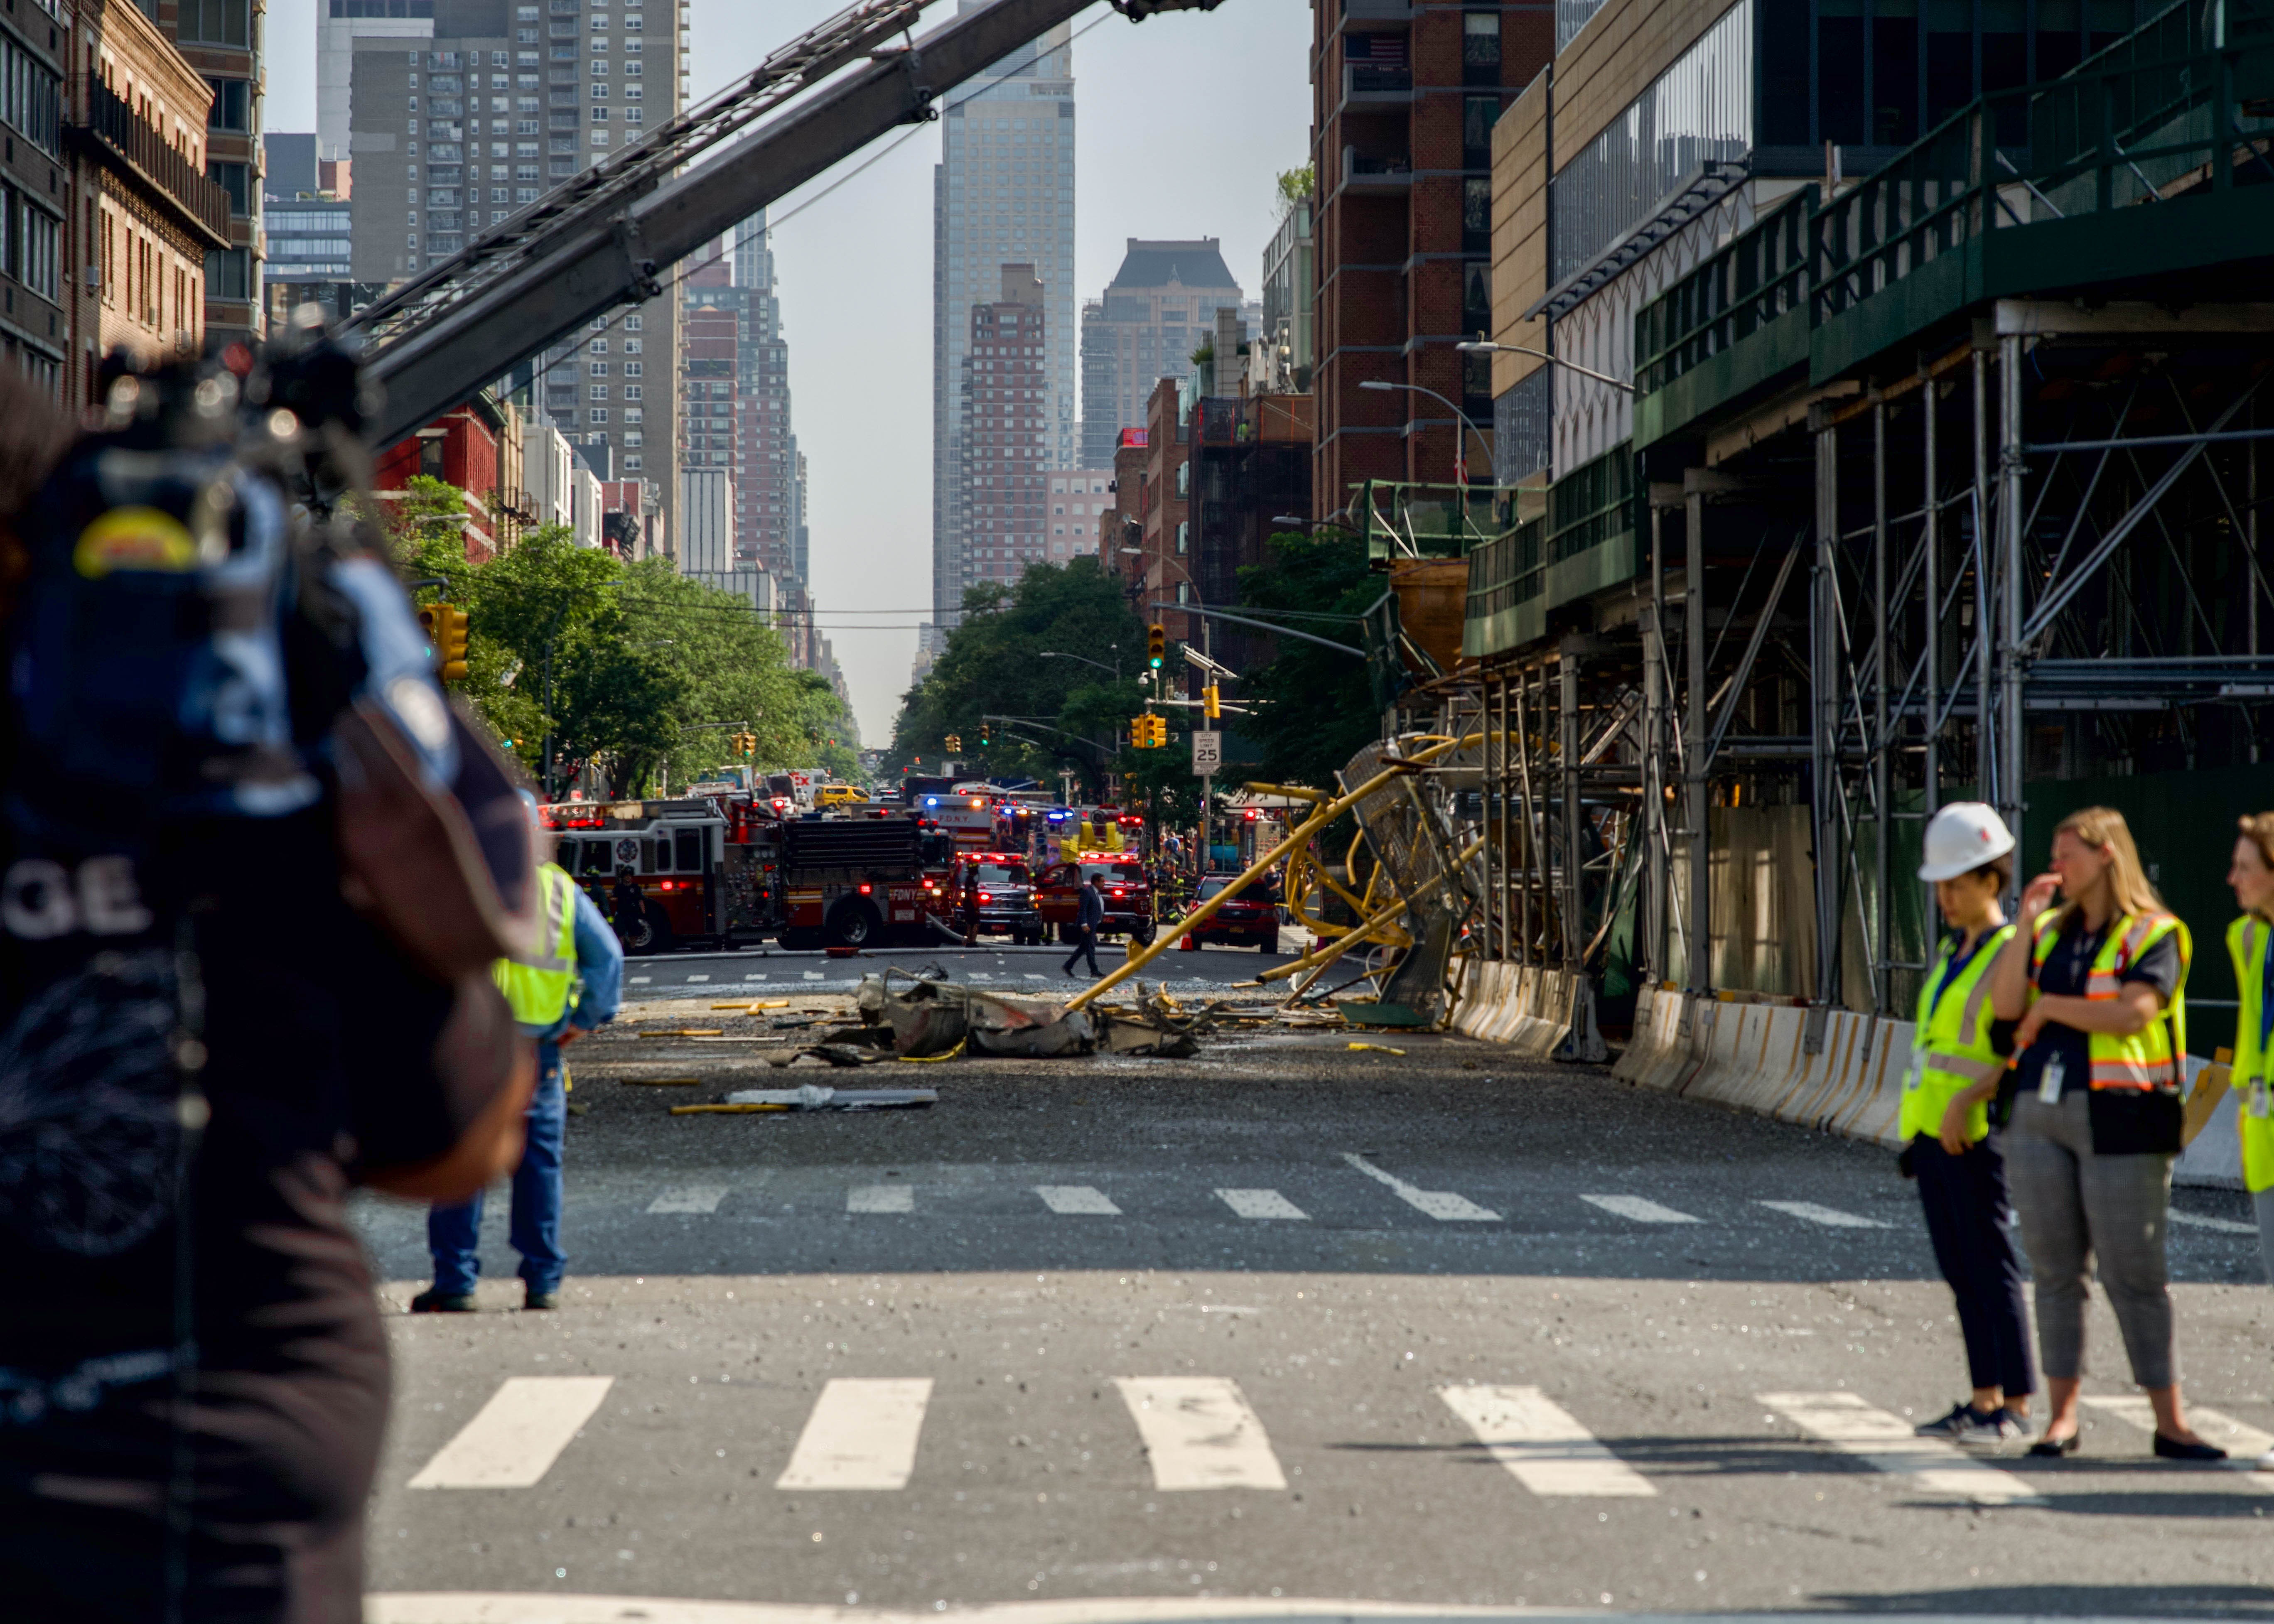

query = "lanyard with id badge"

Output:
[[2036, 928, 2096, 1105], [2252, 944, 2274, 1121]]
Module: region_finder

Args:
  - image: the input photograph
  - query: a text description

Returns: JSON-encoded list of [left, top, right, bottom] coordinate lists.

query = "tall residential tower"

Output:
[[928, 8, 1073, 632]]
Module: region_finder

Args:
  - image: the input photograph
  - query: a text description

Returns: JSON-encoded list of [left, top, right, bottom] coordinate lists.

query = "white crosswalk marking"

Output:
[[1024, 974, 1046, 982], [1341, 1153, 1499, 1221], [744, 972, 767, 981], [1581, 1193, 1700, 1224], [686, 974, 710, 983], [1216, 1188, 1308, 1221], [1760, 1391, 2040, 1504], [1035, 1184, 1120, 1215], [775, 1378, 933, 1491], [2082, 1395, 2274, 1484], [1438, 1385, 1656, 1497], [848, 1184, 914, 1214], [629, 975, 652, 985], [803, 971, 825, 981], [1115, 1377, 1287, 1490], [408, 1376, 614, 1489], [2171, 1210, 2258, 1234], [647, 1186, 728, 1214], [1757, 1200, 1890, 1229], [970, 972, 996, 982]]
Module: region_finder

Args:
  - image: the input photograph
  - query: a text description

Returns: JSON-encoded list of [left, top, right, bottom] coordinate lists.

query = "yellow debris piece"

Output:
[[1346, 1042, 1407, 1056], [640, 1028, 724, 1038]]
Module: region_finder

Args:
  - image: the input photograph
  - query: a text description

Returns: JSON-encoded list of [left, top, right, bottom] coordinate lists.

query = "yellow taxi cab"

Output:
[[814, 784, 867, 808]]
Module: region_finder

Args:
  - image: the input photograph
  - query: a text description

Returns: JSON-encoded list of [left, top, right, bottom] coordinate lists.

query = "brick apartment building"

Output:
[[1308, 0, 1542, 519], [374, 390, 528, 559], [155, 0, 263, 346]]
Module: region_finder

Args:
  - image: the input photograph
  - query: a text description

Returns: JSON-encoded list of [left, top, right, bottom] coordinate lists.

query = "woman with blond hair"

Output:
[[1987, 805, 2222, 1460], [2225, 816, 2274, 1279]]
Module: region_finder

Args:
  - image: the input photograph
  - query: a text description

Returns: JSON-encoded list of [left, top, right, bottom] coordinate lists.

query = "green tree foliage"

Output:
[[1275, 165, 1314, 215], [1232, 531, 1380, 790], [887, 559, 1154, 798], [390, 476, 857, 795]]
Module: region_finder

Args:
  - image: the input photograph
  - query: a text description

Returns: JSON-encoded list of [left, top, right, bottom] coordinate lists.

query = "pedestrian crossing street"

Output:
[[394, 1364, 2274, 1505]]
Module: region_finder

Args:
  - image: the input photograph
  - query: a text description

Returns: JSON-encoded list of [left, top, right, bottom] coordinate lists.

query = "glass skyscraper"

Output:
[[928, 10, 1074, 630]]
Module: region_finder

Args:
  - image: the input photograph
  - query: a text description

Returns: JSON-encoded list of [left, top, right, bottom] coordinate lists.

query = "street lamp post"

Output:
[[1454, 339, 1636, 394], [1360, 379, 1496, 530]]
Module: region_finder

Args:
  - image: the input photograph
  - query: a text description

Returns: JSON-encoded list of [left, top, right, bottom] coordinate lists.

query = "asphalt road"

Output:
[[354, 1009, 2274, 1624]]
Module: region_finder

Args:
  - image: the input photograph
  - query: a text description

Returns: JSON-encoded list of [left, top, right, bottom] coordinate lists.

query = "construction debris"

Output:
[[683, 1084, 936, 1113]]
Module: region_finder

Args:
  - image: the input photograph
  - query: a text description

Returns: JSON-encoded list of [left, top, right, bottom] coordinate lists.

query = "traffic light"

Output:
[[1203, 684, 1220, 721], [978, 720, 992, 747], [732, 729, 757, 760], [1147, 623, 1166, 670], [416, 603, 470, 683], [1151, 714, 1168, 748], [944, 733, 962, 753], [1129, 715, 1147, 749]]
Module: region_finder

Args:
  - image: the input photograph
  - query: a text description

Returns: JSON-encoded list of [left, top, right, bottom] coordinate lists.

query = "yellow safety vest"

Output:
[[2225, 914, 2274, 1192], [492, 862, 579, 1029], [1900, 922, 2016, 1143], [2027, 907, 2190, 1093]]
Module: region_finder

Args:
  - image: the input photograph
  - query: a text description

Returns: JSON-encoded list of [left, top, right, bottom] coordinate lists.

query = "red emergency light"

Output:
[[977, 891, 993, 904], [858, 882, 873, 895]]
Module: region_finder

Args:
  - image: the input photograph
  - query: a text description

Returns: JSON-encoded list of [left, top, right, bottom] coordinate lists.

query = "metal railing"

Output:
[[1631, 17, 2274, 410], [74, 73, 232, 246], [1632, 184, 1814, 400], [1816, 35, 2273, 322]]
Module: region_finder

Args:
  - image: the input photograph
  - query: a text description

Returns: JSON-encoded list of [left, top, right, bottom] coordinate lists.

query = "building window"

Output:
[[206, 161, 251, 216], [589, 384, 609, 401], [1176, 520, 1188, 555], [179, 0, 252, 45], [204, 76, 252, 133], [623, 385, 642, 401], [588, 362, 609, 376], [204, 247, 249, 300], [589, 409, 609, 423]]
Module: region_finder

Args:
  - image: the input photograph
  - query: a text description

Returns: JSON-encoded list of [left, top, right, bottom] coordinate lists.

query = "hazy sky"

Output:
[[265, 0, 1313, 747]]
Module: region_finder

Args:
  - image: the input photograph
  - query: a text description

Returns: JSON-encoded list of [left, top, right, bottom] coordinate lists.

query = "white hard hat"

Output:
[[1918, 801, 2014, 882]]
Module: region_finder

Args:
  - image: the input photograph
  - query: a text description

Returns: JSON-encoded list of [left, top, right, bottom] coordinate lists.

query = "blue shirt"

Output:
[[530, 883, 624, 1045]]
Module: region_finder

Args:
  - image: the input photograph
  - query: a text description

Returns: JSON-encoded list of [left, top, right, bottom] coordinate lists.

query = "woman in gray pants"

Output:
[[1986, 805, 2223, 1461]]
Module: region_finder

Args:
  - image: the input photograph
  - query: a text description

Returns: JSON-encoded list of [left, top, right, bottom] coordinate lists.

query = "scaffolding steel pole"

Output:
[[1684, 484, 1709, 994], [1812, 421, 1842, 1023], [1998, 332, 2028, 884]]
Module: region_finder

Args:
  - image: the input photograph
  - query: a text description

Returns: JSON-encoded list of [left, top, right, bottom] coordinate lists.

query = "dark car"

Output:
[[950, 852, 1041, 944], [1035, 852, 1157, 947], [1184, 872, 1282, 951]]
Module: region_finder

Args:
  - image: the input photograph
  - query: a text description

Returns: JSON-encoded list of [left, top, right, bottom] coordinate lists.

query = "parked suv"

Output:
[[1035, 852, 1157, 947], [1183, 872, 1282, 951], [950, 852, 1041, 944]]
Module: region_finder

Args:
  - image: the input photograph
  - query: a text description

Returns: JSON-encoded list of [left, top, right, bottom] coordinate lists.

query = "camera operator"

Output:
[[0, 349, 539, 1622]]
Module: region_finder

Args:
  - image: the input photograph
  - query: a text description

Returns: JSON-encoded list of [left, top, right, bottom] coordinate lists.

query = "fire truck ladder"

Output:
[[341, 0, 1227, 450]]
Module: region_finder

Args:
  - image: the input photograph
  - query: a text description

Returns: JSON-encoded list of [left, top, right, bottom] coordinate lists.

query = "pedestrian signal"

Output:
[[1147, 623, 1166, 670], [1203, 684, 1220, 720], [416, 602, 471, 682]]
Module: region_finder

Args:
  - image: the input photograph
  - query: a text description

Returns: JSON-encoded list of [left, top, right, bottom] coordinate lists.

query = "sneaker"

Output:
[[410, 1287, 477, 1314], [1953, 1407, 2029, 1450], [524, 1286, 560, 1312], [1914, 1401, 1980, 1439]]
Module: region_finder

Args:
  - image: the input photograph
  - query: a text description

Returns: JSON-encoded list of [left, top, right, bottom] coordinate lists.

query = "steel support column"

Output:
[[1812, 421, 1842, 1021], [1684, 485, 1710, 994], [1997, 333, 2028, 887]]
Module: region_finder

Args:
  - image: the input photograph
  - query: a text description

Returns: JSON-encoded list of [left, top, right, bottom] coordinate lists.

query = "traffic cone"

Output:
[[1180, 933, 1197, 951]]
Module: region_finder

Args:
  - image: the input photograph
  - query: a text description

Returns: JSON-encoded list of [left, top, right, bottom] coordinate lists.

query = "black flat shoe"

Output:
[[2154, 1433, 2228, 1462], [409, 1288, 477, 1314], [2026, 1431, 2080, 1458]]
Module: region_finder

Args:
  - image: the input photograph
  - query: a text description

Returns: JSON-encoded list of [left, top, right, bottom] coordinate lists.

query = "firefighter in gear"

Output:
[[415, 794, 625, 1312], [1903, 803, 2034, 1447]]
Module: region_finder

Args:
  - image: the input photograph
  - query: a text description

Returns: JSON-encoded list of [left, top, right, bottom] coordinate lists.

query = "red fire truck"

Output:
[[542, 797, 959, 953]]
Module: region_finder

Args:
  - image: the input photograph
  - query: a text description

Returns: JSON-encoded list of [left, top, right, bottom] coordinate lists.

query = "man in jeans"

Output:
[[415, 796, 624, 1312], [1063, 871, 1107, 979]]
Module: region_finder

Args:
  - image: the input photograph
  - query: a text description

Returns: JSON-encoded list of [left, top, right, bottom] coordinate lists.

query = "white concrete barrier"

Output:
[[1447, 959, 1572, 1057], [1616, 987, 2237, 1181]]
